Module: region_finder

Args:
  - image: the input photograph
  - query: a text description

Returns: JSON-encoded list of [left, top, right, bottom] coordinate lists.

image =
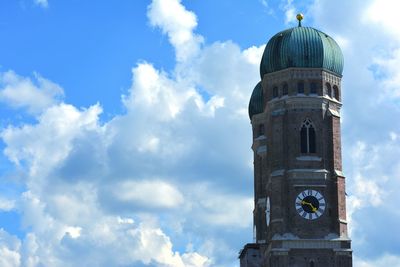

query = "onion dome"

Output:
[[248, 81, 263, 119], [260, 15, 343, 77]]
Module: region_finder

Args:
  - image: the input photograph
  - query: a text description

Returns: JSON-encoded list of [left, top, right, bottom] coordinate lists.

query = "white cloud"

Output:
[[0, 197, 15, 211], [354, 254, 400, 267], [0, 0, 262, 263], [64, 226, 81, 239], [0, 71, 63, 114], [147, 0, 203, 62], [0, 229, 21, 267], [1, 103, 102, 177], [365, 0, 400, 40], [123, 62, 201, 121], [112, 180, 184, 209], [15, 189, 210, 267], [389, 131, 398, 141], [282, 0, 296, 25], [34, 0, 48, 8], [189, 185, 253, 228], [371, 48, 400, 98]]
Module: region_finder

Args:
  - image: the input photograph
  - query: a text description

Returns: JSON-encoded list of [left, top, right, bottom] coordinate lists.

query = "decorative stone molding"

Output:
[[264, 68, 341, 85], [281, 239, 342, 249], [270, 169, 285, 177], [252, 135, 267, 156], [296, 156, 322, 162], [287, 169, 329, 180]]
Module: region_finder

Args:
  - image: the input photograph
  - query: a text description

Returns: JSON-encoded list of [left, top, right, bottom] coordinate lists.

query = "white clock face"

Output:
[[266, 197, 270, 226], [295, 189, 326, 220]]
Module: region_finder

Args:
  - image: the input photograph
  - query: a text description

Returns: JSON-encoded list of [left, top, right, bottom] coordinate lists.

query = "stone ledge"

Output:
[[287, 169, 329, 180]]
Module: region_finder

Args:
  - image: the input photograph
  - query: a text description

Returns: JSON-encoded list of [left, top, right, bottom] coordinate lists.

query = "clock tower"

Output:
[[239, 15, 352, 267]]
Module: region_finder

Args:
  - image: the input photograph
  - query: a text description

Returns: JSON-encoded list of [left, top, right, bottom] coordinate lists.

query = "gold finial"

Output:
[[296, 13, 304, 27]]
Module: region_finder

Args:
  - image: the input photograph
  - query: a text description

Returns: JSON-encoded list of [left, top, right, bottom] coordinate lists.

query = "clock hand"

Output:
[[301, 200, 317, 212]]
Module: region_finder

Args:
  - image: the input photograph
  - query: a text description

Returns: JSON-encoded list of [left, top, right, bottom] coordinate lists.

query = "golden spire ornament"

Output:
[[296, 13, 304, 27]]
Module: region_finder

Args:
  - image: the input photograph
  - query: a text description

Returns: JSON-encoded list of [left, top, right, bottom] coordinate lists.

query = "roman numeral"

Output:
[[297, 208, 303, 213]]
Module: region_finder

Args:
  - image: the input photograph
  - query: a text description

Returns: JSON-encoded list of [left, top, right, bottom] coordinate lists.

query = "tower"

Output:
[[239, 15, 352, 267]]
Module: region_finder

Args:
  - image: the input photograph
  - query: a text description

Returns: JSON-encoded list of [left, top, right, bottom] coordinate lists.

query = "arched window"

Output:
[[273, 86, 278, 98], [259, 124, 265, 136], [283, 83, 288, 96], [300, 119, 316, 153], [333, 85, 339, 101], [310, 82, 317, 95], [298, 82, 305, 94], [326, 83, 332, 97], [310, 260, 315, 267]]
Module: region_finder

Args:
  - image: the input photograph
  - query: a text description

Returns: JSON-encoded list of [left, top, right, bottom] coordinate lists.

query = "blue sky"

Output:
[[0, 0, 400, 266]]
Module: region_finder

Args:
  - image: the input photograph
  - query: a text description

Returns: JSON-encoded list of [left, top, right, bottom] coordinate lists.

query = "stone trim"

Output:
[[281, 239, 342, 249], [264, 68, 342, 84], [270, 249, 289, 255], [334, 170, 345, 177], [296, 156, 322, 161], [293, 184, 327, 188], [270, 169, 285, 177], [333, 249, 353, 255], [287, 169, 329, 180], [270, 218, 284, 224], [328, 108, 340, 117], [257, 145, 267, 155]]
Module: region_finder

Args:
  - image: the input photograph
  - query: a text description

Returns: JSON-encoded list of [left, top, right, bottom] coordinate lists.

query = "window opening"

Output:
[[283, 83, 288, 95], [273, 87, 278, 98], [333, 85, 339, 101], [298, 82, 305, 94], [300, 119, 316, 153], [326, 83, 332, 97], [259, 124, 265, 136], [310, 82, 317, 94]]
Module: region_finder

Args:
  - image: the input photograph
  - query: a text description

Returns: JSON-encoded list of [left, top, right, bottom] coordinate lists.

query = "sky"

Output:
[[0, 0, 399, 266]]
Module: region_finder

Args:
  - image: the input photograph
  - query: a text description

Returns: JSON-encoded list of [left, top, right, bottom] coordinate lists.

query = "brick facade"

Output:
[[240, 68, 352, 267]]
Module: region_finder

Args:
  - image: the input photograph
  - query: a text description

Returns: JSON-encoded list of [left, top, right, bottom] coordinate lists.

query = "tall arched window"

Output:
[[283, 83, 288, 96], [326, 83, 332, 97], [259, 124, 265, 136], [310, 260, 315, 267], [300, 119, 316, 153], [333, 85, 339, 101]]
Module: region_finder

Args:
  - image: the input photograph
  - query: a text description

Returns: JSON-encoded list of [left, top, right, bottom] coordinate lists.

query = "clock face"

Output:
[[295, 189, 326, 220]]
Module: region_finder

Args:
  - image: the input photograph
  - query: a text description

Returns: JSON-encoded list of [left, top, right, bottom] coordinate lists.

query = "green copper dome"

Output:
[[260, 26, 344, 77], [249, 81, 263, 119]]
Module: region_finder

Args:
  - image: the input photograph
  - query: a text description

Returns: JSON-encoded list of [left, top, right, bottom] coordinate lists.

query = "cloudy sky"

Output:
[[0, 0, 399, 266]]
